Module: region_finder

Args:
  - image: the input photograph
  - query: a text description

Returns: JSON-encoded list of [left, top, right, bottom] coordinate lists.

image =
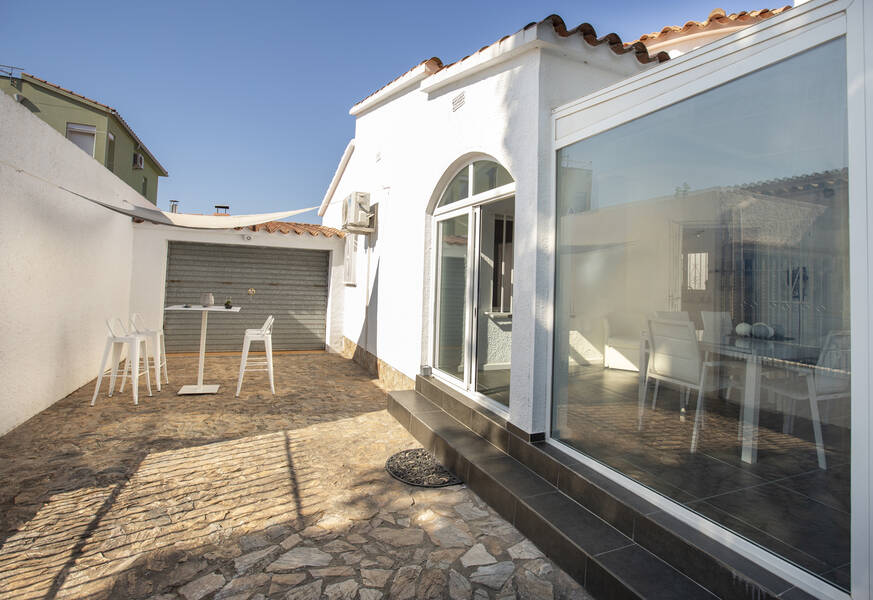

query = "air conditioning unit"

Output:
[[132, 152, 144, 170], [341, 192, 374, 233]]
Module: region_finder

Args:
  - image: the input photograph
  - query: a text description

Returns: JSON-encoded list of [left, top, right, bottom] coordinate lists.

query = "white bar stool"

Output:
[[236, 315, 275, 397], [91, 319, 152, 405], [130, 312, 169, 391]]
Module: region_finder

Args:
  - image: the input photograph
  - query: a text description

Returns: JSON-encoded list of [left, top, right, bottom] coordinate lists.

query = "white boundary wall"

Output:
[[0, 92, 135, 435], [0, 91, 345, 437]]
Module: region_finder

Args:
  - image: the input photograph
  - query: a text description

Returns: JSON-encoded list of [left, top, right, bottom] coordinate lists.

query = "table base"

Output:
[[177, 384, 220, 395]]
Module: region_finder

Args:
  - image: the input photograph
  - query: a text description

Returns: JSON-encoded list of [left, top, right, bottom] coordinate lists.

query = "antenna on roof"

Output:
[[0, 64, 23, 78]]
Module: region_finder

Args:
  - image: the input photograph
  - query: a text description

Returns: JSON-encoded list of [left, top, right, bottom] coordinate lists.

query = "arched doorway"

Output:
[[431, 159, 515, 411]]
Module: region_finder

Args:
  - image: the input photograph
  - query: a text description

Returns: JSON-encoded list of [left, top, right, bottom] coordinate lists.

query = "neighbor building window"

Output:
[[106, 132, 115, 172], [141, 176, 148, 197], [552, 38, 849, 590], [65, 123, 96, 156]]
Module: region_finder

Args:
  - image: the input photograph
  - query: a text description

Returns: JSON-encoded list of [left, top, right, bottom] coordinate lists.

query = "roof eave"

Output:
[[318, 139, 355, 217], [21, 73, 168, 177], [350, 58, 442, 117]]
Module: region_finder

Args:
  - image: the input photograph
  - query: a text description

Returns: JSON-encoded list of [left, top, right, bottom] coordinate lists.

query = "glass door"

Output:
[[431, 160, 515, 412], [434, 211, 471, 383], [473, 198, 514, 407]]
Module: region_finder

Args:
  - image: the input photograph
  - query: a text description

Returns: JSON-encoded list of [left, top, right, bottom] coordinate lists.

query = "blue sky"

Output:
[[0, 1, 776, 223]]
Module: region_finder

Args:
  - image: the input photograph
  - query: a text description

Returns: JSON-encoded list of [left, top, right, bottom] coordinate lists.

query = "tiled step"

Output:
[[394, 376, 814, 599], [388, 389, 720, 600]]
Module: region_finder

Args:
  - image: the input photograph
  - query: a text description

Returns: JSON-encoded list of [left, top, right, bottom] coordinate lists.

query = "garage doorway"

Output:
[[163, 241, 329, 352]]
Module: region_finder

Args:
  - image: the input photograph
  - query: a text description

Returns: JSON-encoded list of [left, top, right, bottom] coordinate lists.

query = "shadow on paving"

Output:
[[0, 353, 394, 589]]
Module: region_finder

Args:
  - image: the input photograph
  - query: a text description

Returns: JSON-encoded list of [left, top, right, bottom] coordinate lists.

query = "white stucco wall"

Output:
[[321, 28, 653, 433], [0, 92, 136, 436], [130, 224, 345, 352]]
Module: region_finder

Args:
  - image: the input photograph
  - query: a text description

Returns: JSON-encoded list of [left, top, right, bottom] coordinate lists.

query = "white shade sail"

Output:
[[77, 191, 317, 228]]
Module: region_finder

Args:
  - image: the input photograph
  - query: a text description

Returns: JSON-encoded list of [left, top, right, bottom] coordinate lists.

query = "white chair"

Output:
[[655, 310, 691, 321], [91, 319, 152, 406], [236, 315, 276, 397], [761, 331, 850, 469], [129, 312, 169, 391], [638, 318, 727, 452], [701, 311, 733, 344]]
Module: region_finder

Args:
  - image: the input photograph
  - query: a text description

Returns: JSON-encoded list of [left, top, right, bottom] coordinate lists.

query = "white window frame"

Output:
[[430, 161, 516, 418], [546, 1, 869, 598], [65, 122, 96, 157], [343, 235, 357, 286]]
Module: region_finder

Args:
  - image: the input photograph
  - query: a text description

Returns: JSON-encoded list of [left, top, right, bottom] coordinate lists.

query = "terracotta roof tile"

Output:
[[353, 57, 443, 110], [353, 14, 668, 109], [629, 7, 790, 49], [437, 14, 668, 74], [237, 221, 345, 238]]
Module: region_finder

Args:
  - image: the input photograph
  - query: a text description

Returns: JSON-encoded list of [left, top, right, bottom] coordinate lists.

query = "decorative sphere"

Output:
[[751, 322, 774, 339], [735, 322, 752, 337]]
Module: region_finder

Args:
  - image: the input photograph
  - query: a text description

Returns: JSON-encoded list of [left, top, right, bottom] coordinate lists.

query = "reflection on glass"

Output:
[[473, 161, 513, 195], [476, 198, 514, 406], [552, 39, 850, 590], [436, 215, 469, 380], [438, 168, 470, 207]]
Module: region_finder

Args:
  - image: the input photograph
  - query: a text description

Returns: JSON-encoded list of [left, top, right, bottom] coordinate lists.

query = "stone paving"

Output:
[[0, 352, 592, 600]]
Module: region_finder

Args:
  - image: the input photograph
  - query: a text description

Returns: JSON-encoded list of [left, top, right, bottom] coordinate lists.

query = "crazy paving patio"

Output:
[[0, 352, 590, 600]]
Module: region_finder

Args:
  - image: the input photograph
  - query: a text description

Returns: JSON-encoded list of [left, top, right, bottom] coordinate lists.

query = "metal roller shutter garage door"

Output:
[[163, 241, 329, 352]]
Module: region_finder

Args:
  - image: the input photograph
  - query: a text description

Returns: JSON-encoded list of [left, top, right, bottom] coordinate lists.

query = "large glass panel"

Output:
[[473, 161, 513, 195], [438, 168, 469, 207], [435, 214, 469, 380], [476, 198, 514, 405], [552, 39, 849, 590]]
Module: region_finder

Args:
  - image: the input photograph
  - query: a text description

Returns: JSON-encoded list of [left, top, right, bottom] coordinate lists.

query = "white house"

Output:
[[320, 2, 872, 598]]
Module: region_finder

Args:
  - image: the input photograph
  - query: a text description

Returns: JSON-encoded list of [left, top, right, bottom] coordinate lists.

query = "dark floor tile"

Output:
[[819, 563, 850, 592], [477, 455, 554, 499], [470, 410, 508, 452], [699, 483, 849, 570], [635, 511, 791, 598], [778, 586, 820, 600], [594, 545, 717, 600], [687, 499, 832, 576], [519, 492, 630, 557], [390, 390, 441, 415], [432, 434, 470, 482], [466, 462, 516, 523], [409, 415, 436, 453], [584, 556, 642, 600], [551, 437, 697, 505], [512, 501, 589, 584], [442, 394, 473, 427], [387, 396, 410, 430], [507, 435, 560, 485], [774, 462, 850, 515], [555, 465, 636, 538]]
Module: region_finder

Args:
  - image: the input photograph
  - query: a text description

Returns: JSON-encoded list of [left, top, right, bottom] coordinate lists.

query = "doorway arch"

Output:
[[428, 157, 516, 413]]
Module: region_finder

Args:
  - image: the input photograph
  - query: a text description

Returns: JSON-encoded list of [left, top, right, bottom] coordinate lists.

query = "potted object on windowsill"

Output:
[[225, 297, 233, 309]]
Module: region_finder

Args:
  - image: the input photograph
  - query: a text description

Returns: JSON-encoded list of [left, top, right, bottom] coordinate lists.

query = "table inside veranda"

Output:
[[164, 304, 241, 394], [637, 332, 821, 464], [701, 337, 820, 464]]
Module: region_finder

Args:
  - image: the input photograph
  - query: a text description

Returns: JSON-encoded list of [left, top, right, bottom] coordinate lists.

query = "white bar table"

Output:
[[165, 304, 241, 394]]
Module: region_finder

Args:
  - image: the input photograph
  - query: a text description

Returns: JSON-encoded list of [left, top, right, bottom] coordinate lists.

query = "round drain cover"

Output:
[[385, 448, 462, 488]]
